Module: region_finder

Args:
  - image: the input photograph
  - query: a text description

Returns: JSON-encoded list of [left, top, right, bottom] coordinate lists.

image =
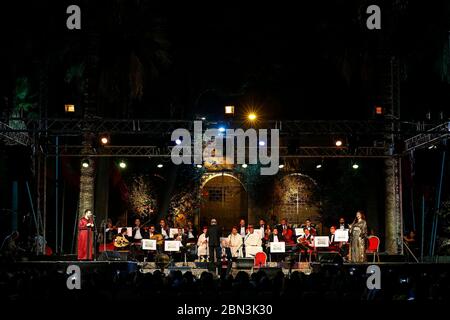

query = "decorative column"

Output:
[[385, 156, 403, 254]]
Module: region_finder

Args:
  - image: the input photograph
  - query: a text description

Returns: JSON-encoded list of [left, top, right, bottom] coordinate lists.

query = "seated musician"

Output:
[[132, 218, 148, 244], [158, 219, 170, 239], [328, 226, 339, 251], [185, 221, 197, 243], [269, 227, 284, 243], [227, 226, 243, 258], [280, 220, 295, 246], [264, 225, 272, 242], [148, 225, 164, 249], [268, 227, 285, 262], [114, 227, 130, 250], [244, 225, 262, 257], [197, 226, 209, 262], [296, 228, 314, 251], [100, 219, 117, 251], [174, 228, 187, 246], [301, 218, 317, 236], [146, 225, 163, 261]]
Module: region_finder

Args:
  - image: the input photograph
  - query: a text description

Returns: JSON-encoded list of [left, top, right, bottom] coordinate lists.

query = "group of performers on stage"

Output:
[[77, 209, 369, 263]]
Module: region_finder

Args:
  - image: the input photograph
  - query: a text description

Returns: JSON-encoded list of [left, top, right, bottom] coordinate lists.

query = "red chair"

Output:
[[254, 251, 267, 268], [366, 236, 380, 262]]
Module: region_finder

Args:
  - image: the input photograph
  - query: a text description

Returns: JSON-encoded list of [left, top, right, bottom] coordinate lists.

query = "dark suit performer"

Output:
[[206, 218, 221, 264]]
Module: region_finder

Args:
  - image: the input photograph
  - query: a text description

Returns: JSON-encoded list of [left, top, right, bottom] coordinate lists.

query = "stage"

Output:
[[8, 258, 450, 277]]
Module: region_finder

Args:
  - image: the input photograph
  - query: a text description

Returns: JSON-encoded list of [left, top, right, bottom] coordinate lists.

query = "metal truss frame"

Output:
[[45, 145, 388, 158], [0, 121, 32, 146], [0, 117, 423, 136], [404, 121, 450, 152]]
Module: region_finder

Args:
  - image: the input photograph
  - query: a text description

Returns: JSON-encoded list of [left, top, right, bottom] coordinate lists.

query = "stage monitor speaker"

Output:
[[235, 258, 254, 269], [256, 267, 282, 279], [98, 251, 127, 261], [318, 252, 343, 265]]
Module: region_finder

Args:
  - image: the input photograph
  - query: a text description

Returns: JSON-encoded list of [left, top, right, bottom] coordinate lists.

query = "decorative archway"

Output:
[[199, 173, 247, 231]]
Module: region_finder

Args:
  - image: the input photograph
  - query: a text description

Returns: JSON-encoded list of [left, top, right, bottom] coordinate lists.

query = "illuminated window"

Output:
[[65, 104, 75, 113], [225, 106, 235, 115]]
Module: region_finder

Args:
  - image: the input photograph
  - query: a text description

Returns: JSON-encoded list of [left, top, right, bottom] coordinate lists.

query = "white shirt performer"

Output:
[[227, 227, 243, 258], [197, 227, 209, 260], [244, 225, 262, 257]]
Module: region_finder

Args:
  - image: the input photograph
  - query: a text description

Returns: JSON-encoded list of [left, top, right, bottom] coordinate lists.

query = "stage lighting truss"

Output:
[[44, 145, 388, 158], [2, 118, 445, 158], [0, 118, 423, 136]]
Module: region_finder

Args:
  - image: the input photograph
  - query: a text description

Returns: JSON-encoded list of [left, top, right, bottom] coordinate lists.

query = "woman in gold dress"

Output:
[[349, 211, 368, 263]]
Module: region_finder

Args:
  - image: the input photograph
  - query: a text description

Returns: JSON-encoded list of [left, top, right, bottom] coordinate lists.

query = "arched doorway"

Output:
[[200, 174, 247, 231]]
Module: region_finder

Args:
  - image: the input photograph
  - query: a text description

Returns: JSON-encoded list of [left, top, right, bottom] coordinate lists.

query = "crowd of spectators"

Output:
[[0, 263, 449, 303]]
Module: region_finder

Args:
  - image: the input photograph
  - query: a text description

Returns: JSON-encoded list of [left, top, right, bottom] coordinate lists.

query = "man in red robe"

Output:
[[78, 209, 94, 260]]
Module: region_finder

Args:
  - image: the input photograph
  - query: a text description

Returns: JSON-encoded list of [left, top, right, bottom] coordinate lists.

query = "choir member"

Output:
[[197, 226, 209, 261], [244, 225, 262, 257], [227, 226, 243, 258]]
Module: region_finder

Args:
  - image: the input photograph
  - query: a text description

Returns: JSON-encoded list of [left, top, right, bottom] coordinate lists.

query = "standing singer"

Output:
[[78, 209, 94, 260]]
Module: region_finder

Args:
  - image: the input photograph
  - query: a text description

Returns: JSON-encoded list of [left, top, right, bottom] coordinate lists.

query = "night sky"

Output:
[[1, 0, 450, 246], [1, 0, 450, 121]]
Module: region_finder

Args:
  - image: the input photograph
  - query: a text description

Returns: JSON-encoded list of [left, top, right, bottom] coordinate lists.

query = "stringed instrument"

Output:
[[150, 233, 164, 245], [114, 235, 130, 248]]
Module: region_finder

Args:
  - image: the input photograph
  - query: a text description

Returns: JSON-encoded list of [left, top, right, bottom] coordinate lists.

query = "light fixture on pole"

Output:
[[81, 159, 89, 168]]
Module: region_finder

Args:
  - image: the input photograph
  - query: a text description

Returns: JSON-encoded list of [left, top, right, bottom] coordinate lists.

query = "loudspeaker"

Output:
[[98, 251, 127, 261], [318, 252, 343, 265], [235, 258, 254, 269], [257, 267, 282, 279]]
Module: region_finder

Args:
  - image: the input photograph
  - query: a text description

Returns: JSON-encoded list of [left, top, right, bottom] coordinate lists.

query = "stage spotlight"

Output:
[[119, 161, 127, 169], [316, 159, 324, 169], [278, 164, 284, 169], [352, 163, 359, 170], [259, 141, 266, 146], [218, 127, 226, 133], [81, 159, 89, 168], [100, 136, 109, 145], [242, 163, 248, 168], [196, 164, 203, 168], [201, 117, 206, 121], [428, 145, 437, 150], [175, 138, 182, 145], [248, 113, 257, 121], [335, 139, 343, 147], [157, 163, 163, 168]]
